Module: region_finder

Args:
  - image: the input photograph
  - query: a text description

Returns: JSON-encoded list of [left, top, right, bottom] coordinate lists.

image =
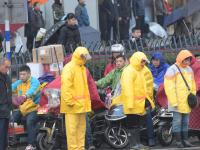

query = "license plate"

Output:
[[38, 107, 48, 114]]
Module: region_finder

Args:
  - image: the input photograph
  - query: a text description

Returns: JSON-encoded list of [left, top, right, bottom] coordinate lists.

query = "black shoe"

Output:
[[182, 140, 194, 147], [174, 132, 184, 148], [182, 132, 194, 147]]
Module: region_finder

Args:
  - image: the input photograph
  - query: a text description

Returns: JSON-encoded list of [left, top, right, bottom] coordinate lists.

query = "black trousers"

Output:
[[106, 19, 119, 41], [0, 118, 9, 150], [119, 18, 130, 40], [126, 114, 145, 129]]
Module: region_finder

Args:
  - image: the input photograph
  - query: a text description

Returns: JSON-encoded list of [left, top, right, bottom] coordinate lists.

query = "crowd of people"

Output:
[[0, 1, 200, 150], [24, 0, 90, 53], [99, 0, 172, 41], [0, 44, 200, 150]]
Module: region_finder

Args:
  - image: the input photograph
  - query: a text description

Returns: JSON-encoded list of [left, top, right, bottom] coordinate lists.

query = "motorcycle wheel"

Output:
[[36, 132, 55, 150], [158, 125, 173, 146], [105, 126, 129, 149]]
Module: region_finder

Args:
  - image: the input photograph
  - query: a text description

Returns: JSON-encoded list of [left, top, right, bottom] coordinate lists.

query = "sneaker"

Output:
[[25, 144, 37, 150]]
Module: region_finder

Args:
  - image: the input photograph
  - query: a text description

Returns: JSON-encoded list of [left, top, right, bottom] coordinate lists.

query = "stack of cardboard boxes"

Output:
[[27, 45, 64, 78]]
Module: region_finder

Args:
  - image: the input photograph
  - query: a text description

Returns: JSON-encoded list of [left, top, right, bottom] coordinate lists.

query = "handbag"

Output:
[[19, 99, 38, 116], [175, 64, 197, 109]]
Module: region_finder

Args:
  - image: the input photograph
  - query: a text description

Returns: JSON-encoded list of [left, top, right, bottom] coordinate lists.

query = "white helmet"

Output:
[[111, 44, 125, 53]]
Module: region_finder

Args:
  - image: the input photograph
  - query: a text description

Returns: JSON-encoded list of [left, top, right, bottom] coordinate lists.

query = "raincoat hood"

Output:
[[176, 50, 193, 67], [149, 52, 169, 86], [130, 52, 149, 71], [72, 47, 90, 66], [151, 52, 165, 65]]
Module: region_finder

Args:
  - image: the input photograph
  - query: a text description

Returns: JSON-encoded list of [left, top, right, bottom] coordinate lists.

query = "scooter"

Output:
[[104, 104, 173, 149], [36, 88, 67, 150], [36, 88, 109, 149]]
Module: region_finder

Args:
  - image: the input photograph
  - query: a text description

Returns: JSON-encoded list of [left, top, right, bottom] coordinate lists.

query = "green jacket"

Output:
[[96, 65, 127, 90]]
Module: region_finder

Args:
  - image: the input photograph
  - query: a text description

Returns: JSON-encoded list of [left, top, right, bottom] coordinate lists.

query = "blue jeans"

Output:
[[146, 108, 154, 140], [172, 112, 189, 133], [13, 110, 38, 146], [86, 113, 93, 147], [0, 118, 9, 150]]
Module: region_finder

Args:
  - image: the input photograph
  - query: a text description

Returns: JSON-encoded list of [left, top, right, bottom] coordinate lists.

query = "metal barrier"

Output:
[[3, 31, 200, 79]]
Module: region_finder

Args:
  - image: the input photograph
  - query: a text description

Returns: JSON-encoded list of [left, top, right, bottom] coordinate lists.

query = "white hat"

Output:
[[111, 44, 125, 53]]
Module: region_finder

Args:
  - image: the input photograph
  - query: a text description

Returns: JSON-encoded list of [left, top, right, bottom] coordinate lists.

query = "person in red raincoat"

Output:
[[189, 55, 200, 131]]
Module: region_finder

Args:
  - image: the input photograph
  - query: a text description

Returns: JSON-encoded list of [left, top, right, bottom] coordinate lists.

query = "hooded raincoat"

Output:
[[164, 50, 196, 113], [120, 52, 155, 115], [60, 47, 91, 114], [149, 52, 169, 87]]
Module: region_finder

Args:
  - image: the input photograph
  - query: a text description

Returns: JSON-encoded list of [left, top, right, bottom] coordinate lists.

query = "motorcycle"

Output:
[[36, 88, 67, 150], [104, 104, 173, 148], [104, 104, 129, 149], [36, 87, 109, 149], [154, 84, 173, 146]]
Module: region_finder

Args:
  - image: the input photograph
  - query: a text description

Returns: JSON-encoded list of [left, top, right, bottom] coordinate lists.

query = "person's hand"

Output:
[[12, 96, 26, 107], [118, 17, 122, 21], [173, 106, 178, 109]]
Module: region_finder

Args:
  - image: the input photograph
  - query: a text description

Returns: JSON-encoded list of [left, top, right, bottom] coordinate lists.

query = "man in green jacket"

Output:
[[96, 54, 127, 91]]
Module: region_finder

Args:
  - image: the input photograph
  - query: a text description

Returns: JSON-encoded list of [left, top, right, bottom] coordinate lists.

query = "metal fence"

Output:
[[2, 31, 200, 79]]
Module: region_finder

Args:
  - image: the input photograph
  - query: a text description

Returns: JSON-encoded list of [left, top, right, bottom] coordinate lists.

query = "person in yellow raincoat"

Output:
[[60, 47, 92, 150], [120, 52, 155, 150], [164, 50, 196, 148]]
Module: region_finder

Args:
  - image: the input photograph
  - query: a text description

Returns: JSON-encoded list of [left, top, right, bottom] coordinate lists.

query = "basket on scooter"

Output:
[[105, 104, 127, 121]]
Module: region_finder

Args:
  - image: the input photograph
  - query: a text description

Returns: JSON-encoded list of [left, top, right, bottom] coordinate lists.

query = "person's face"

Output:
[[196, 56, 200, 61], [19, 71, 31, 82], [112, 52, 121, 62], [55, 0, 60, 4], [80, 54, 91, 64], [115, 57, 126, 69], [132, 29, 141, 39], [34, 3, 40, 11], [141, 59, 147, 68], [182, 57, 192, 67], [79, 0, 85, 4], [152, 59, 160, 68], [0, 60, 11, 74], [67, 18, 77, 26]]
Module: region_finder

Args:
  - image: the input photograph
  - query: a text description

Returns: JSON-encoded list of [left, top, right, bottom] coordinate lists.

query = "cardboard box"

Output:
[[33, 45, 64, 64], [27, 63, 44, 78]]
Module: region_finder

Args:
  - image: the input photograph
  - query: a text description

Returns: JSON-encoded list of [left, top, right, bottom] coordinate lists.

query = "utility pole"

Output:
[[4, 0, 12, 60]]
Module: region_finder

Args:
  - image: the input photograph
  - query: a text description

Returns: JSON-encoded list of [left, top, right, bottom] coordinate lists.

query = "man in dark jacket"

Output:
[[101, 0, 120, 41], [52, 0, 65, 24], [31, 2, 45, 38], [58, 13, 81, 53], [132, 0, 145, 33], [0, 58, 11, 150], [117, 0, 131, 40], [0, 30, 3, 52], [25, 0, 34, 52], [75, 0, 90, 27]]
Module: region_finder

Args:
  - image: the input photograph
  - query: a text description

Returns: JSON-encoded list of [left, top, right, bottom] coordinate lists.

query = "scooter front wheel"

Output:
[[158, 125, 173, 146], [36, 132, 55, 150], [105, 126, 129, 149]]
